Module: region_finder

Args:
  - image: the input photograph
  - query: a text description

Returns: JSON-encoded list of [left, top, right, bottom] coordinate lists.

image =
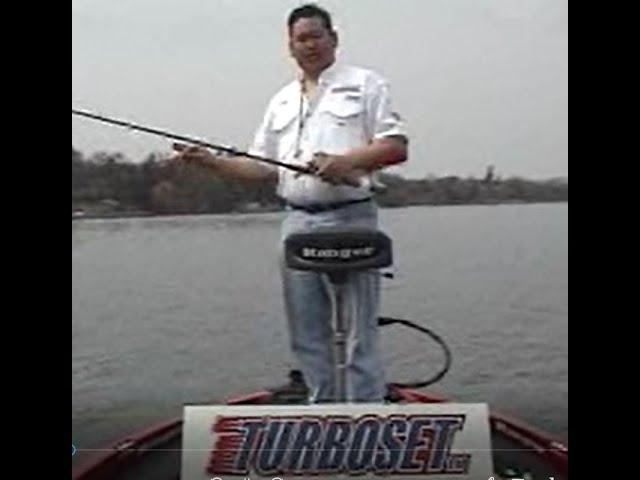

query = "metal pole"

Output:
[[330, 273, 350, 402]]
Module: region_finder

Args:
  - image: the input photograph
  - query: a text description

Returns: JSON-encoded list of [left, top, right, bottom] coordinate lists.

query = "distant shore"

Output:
[[73, 148, 568, 220]]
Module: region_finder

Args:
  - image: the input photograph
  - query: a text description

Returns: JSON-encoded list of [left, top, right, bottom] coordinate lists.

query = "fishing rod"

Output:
[[72, 108, 312, 175], [72, 108, 388, 191]]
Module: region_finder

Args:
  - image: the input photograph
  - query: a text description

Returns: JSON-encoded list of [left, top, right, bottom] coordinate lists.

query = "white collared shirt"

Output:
[[249, 63, 407, 205]]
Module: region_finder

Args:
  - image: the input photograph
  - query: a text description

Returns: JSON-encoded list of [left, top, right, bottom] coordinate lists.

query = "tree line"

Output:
[[72, 147, 568, 217]]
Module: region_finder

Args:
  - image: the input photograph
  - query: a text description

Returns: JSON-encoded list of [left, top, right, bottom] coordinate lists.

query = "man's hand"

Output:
[[308, 152, 362, 187], [172, 143, 219, 169]]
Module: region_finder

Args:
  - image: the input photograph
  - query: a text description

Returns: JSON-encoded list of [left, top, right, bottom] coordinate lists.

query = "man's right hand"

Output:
[[172, 143, 276, 182], [172, 143, 219, 169]]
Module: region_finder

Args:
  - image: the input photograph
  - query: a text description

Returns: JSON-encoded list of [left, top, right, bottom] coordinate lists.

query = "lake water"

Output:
[[72, 203, 568, 450]]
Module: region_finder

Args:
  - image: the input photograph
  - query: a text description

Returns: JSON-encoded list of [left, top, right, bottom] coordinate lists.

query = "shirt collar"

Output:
[[297, 60, 341, 87], [318, 60, 340, 85]]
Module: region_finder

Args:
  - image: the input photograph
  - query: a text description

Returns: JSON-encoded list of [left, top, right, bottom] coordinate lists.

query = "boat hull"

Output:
[[73, 386, 567, 480]]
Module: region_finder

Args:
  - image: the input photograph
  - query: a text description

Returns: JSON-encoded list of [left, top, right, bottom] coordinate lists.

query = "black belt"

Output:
[[286, 197, 372, 214]]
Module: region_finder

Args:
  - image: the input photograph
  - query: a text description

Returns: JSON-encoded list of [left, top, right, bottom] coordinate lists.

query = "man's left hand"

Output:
[[309, 152, 362, 187]]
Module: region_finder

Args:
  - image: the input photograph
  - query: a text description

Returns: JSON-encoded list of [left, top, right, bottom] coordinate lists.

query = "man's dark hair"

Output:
[[287, 3, 333, 32]]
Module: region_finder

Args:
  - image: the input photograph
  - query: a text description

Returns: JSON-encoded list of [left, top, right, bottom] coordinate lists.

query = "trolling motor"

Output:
[[284, 228, 392, 402]]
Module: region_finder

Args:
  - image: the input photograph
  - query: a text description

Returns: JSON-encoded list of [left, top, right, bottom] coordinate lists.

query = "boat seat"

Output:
[[284, 228, 392, 273]]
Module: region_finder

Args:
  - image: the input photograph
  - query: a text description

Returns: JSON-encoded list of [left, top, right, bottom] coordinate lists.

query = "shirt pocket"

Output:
[[271, 102, 298, 132], [270, 102, 299, 160], [320, 95, 364, 121], [317, 95, 367, 152]]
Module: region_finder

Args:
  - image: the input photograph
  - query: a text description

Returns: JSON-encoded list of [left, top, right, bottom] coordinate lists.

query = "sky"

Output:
[[72, 0, 568, 179]]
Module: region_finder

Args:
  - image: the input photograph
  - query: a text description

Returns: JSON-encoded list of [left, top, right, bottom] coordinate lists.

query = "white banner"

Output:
[[181, 403, 493, 480]]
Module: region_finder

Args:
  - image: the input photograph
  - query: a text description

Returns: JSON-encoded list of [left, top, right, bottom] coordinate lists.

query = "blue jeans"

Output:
[[280, 201, 386, 402]]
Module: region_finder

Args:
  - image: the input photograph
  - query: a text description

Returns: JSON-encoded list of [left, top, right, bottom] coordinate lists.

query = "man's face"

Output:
[[289, 16, 337, 76]]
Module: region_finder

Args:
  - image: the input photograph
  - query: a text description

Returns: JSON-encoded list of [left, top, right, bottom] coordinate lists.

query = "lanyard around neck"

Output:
[[294, 82, 305, 159], [294, 79, 321, 159]]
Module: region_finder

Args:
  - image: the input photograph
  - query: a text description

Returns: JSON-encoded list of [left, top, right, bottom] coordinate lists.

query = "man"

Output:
[[175, 4, 408, 402]]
